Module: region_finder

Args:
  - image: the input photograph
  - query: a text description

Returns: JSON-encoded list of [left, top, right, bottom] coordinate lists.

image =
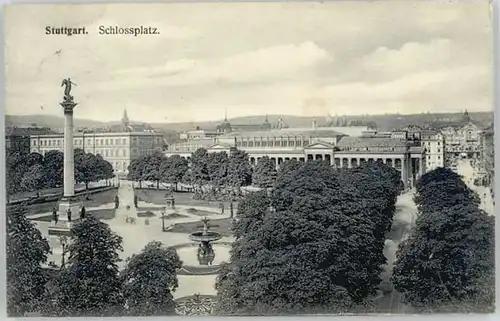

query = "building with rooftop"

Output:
[[29, 110, 165, 176], [165, 122, 426, 188], [5, 126, 55, 154], [31, 131, 165, 177], [430, 110, 483, 160]]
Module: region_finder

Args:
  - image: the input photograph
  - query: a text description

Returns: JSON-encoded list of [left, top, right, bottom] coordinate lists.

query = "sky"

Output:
[[4, 1, 494, 123]]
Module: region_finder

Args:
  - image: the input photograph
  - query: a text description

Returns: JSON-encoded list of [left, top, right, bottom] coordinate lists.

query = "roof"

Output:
[[336, 136, 407, 148], [224, 128, 346, 138], [304, 141, 335, 149]]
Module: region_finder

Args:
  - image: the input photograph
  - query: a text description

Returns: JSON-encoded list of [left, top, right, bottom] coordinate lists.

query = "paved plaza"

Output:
[[32, 180, 234, 299]]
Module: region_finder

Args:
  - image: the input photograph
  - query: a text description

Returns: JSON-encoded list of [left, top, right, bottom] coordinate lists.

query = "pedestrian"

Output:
[[52, 207, 58, 224], [66, 208, 72, 222], [230, 202, 234, 218], [80, 206, 86, 219]]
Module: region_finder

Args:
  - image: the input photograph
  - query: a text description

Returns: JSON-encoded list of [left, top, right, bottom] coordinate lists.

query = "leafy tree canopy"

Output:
[[6, 205, 51, 316], [46, 217, 124, 317], [252, 156, 277, 188], [121, 241, 182, 316]]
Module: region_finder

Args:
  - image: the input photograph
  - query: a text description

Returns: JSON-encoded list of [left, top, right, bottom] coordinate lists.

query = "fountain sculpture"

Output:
[[189, 217, 222, 265]]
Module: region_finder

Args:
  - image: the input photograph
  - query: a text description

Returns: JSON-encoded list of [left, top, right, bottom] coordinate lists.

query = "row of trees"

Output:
[[6, 149, 114, 197], [216, 160, 404, 314], [7, 205, 181, 317], [128, 148, 260, 198], [392, 168, 495, 312]]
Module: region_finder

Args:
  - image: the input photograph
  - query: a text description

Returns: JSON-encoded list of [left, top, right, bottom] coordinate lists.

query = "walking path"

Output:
[[378, 190, 417, 313]]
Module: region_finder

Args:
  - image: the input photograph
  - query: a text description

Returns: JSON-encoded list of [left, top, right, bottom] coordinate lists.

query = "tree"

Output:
[[276, 158, 303, 182], [6, 151, 30, 197], [128, 156, 147, 187], [337, 162, 402, 239], [226, 149, 252, 195], [6, 205, 51, 316], [392, 204, 495, 312], [95, 155, 114, 183], [121, 241, 182, 316], [232, 190, 270, 239], [415, 167, 463, 195], [46, 216, 124, 316], [75, 151, 99, 189], [216, 161, 384, 315], [252, 156, 277, 188], [141, 152, 165, 188], [189, 148, 211, 192], [20, 164, 45, 192], [206, 152, 230, 192], [43, 150, 64, 188], [160, 155, 189, 191], [414, 179, 480, 214], [26, 152, 44, 167], [271, 161, 386, 302]]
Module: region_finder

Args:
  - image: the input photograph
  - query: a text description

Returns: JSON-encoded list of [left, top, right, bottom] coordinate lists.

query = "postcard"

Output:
[[3, 1, 495, 317]]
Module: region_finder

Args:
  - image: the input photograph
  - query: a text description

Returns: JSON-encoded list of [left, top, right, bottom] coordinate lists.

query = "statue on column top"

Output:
[[61, 78, 77, 103]]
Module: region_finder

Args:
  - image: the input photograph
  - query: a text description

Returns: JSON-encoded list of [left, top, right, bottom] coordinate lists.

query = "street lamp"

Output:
[[161, 211, 166, 231], [82, 130, 86, 152]]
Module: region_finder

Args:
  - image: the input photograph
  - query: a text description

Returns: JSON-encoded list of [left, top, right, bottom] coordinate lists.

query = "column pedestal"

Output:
[[48, 196, 82, 237]]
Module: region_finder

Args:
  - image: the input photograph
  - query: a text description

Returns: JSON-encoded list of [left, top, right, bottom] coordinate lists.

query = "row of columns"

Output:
[[249, 154, 423, 189]]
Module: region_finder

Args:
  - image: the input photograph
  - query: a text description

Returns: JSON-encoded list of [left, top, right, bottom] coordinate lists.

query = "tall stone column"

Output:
[[63, 106, 76, 197], [49, 78, 82, 236]]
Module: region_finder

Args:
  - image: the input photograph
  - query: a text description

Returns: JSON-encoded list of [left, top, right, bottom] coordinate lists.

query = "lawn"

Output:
[[185, 207, 221, 216], [17, 189, 118, 216], [134, 188, 237, 210], [167, 218, 233, 237], [30, 208, 116, 222], [164, 212, 189, 219]]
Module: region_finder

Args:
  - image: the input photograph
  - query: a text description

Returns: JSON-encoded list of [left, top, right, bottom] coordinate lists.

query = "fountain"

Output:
[[189, 217, 222, 265]]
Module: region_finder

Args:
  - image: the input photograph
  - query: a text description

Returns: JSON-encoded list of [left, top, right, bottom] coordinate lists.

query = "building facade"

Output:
[[5, 126, 55, 154], [481, 125, 494, 196], [30, 131, 165, 176], [433, 111, 483, 160], [165, 126, 425, 189], [421, 130, 445, 171]]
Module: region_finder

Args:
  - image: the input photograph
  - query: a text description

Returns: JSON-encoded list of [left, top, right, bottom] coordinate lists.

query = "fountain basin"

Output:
[[189, 231, 222, 243], [172, 242, 232, 275]]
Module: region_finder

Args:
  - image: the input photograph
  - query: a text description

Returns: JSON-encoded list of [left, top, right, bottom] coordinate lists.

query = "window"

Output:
[[122, 138, 126, 145], [115, 138, 120, 145], [32, 140, 37, 146], [105, 139, 109, 145]]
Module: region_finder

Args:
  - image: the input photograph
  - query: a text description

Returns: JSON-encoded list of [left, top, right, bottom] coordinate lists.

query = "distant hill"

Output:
[[5, 114, 109, 129], [5, 111, 494, 133]]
